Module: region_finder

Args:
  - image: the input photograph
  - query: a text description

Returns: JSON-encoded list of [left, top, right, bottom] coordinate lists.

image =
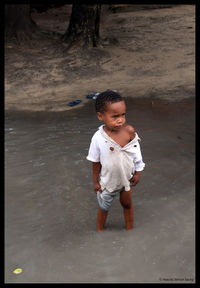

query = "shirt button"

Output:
[[134, 145, 137, 147]]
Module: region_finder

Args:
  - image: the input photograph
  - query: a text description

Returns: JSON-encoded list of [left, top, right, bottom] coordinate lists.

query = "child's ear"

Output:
[[97, 112, 103, 121]]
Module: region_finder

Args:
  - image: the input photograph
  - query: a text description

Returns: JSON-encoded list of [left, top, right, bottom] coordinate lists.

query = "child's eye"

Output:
[[112, 113, 126, 118]]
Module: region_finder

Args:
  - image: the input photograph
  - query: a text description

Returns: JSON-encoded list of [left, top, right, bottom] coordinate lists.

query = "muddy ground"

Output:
[[5, 97, 195, 283], [5, 4, 195, 111]]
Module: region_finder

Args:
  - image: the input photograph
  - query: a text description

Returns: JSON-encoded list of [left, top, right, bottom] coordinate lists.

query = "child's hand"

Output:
[[130, 171, 141, 187], [94, 182, 102, 193]]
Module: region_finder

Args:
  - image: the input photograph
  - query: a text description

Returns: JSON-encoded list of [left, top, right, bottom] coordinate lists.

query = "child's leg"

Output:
[[120, 188, 134, 230], [96, 189, 114, 232], [97, 208, 108, 232]]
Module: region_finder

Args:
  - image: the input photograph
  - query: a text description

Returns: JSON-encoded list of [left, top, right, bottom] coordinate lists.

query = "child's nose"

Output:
[[117, 117, 124, 124]]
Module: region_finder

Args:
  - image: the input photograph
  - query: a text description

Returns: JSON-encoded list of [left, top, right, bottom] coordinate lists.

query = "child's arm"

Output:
[[130, 171, 141, 187], [127, 125, 145, 187], [93, 162, 102, 193]]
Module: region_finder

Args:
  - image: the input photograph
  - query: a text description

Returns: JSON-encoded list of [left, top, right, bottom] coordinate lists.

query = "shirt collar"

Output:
[[99, 124, 140, 149]]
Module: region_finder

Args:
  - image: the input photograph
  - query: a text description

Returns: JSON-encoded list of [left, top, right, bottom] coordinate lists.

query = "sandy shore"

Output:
[[5, 4, 195, 112]]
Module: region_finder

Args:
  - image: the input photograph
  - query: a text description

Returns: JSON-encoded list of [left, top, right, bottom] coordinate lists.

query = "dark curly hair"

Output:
[[95, 90, 124, 113]]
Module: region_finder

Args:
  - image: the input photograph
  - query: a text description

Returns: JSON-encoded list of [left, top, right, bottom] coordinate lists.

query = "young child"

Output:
[[86, 90, 145, 231]]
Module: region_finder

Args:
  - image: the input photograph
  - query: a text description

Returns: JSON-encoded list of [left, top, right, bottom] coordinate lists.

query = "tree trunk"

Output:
[[62, 4, 101, 47], [5, 5, 37, 43]]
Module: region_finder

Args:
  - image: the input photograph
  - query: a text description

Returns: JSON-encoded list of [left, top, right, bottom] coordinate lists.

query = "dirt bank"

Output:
[[5, 5, 195, 112]]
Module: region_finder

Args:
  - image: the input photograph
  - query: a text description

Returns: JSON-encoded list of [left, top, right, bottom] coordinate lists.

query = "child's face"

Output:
[[97, 100, 126, 131]]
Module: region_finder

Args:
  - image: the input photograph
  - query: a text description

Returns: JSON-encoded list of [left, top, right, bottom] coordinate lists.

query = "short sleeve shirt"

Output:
[[87, 125, 145, 192]]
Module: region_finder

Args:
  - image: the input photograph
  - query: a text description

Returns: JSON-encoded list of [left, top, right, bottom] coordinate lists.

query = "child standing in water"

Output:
[[86, 90, 145, 231]]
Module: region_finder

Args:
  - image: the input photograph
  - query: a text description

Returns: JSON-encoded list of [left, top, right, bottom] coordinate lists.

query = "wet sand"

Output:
[[5, 5, 195, 111], [5, 97, 195, 283]]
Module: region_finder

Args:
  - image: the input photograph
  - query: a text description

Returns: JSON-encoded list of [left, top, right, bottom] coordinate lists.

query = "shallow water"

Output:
[[5, 101, 99, 237], [5, 98, 195, 283]]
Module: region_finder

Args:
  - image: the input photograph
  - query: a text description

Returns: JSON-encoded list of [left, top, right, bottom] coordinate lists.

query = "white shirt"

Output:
[[86, 125, 145, 192]]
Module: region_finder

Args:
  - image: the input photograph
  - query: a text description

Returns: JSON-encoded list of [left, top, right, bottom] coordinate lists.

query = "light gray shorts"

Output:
[[97, 187, 124, 212]]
